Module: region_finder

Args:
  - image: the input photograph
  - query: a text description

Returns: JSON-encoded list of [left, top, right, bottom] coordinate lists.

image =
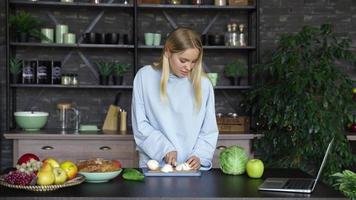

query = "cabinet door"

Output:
[[15, 140, 138, 167], [212, 139, 253, 168]]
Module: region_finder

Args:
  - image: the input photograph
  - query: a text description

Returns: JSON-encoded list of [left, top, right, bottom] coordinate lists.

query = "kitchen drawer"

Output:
[[212, 139, 252, 168], [14, 140, 138, 167]]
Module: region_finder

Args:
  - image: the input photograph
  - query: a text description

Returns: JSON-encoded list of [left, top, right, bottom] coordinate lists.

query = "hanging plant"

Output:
[[248, 24, 356, 185]]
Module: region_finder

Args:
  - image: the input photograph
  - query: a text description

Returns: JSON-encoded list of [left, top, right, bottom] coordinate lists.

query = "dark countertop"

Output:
[[0, 168, 346, 200]]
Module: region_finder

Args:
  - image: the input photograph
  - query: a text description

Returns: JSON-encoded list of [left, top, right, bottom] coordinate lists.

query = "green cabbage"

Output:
[[219, 145, 248, 175]]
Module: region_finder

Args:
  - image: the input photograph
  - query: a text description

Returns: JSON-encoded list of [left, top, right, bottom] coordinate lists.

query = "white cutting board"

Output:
[[141, 168, 201, 177]]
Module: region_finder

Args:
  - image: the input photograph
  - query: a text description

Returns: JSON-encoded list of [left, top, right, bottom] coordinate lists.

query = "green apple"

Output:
[[60, 160, 78, 180], [246, 159, 264, 178], [53, 167, 67, 185], [37, 169, 55, 185]]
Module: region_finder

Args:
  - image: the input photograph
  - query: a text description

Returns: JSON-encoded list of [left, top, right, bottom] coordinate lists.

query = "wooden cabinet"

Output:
[[5, 133, 138, 167], [5, 132, 257, 168]]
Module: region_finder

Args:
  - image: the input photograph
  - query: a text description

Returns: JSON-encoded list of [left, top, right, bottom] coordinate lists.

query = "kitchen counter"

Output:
[[0, 169, 346, 200]]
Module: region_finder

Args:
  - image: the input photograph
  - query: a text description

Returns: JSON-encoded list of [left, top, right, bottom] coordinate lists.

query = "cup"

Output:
[[153, 33, 161, 46], [144, 33, 154, 46], [41, 28, 54, 43], [123, 34, 130, 44], [83, 32, 96, 44], [207, 73, 218, 87], [63, 33, 76, 44], [95, 33, 106, 44], [105, 33, 119, 44], [55, 24, 68, 44]]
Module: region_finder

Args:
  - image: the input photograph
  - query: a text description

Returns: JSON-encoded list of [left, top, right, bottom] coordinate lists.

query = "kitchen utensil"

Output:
[[102, 93, 121, 132], [14, 111, 49, 131], [78, 169, 122, 183]]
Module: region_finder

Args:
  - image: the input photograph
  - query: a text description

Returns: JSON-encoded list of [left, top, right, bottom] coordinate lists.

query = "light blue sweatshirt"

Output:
[[131, 65, 219, 170]]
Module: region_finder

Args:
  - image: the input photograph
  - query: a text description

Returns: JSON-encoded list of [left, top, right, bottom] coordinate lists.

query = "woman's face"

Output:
[[167, 48, 200, 78]]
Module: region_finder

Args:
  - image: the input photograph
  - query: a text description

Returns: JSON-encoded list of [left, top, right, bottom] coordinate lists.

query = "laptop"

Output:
[[258, 138, 334, 193]]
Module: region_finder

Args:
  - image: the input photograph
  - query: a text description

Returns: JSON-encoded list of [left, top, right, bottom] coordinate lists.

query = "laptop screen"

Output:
[[311, 138, 334, 190]]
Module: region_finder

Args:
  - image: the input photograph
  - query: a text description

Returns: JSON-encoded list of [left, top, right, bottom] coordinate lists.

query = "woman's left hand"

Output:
[[186, 156, 200, 170]]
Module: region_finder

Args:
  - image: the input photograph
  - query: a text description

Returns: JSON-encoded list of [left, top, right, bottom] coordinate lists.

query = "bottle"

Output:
[[230, 23, 238, 46], [22, 60, 36, 84], [52, 61, 62, 84], [239, 24, 246, 46], [225, 24, 232, 46], [37, 60, 51, 84]]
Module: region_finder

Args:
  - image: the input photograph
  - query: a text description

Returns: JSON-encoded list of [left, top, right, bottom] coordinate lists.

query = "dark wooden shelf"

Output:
[[138, 4, 256, 10], [138, 45, 256, 50], [10, 1, 133, 8], [10, 84, 133, 89], [10, 42, 134, 49]]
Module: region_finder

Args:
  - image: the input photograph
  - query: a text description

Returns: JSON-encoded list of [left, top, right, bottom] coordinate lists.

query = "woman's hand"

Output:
[[186, 156, 200, 170], [164, 151, 177, 166]]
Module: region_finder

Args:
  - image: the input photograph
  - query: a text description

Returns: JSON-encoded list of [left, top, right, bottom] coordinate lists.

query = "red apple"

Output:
[[17, 153, 40, 165], [351, 123, 356, 133], [60, 160, 78, 180], [112, 160, 122, 169]]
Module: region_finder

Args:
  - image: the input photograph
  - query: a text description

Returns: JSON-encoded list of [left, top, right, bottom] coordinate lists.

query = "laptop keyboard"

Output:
[[283, 179, 314, 189]]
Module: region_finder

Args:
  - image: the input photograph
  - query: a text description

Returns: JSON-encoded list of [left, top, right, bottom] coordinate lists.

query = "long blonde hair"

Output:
[[153, 27, 204, 109]]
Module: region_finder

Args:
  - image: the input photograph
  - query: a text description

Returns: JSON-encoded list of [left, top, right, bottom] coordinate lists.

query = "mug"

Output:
[[95, 33, 106, 44], [144, 33, 154, 46]]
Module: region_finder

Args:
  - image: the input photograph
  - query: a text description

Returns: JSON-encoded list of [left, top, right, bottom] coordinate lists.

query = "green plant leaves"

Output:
[[9, 57, 22, 75], [122, 168, 145, 181], [331, 170, 356, 200], [248, 24, 356, 185]]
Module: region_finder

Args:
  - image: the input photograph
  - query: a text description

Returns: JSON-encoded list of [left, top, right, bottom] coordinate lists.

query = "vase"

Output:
[[229, 77, 241, 85], [17, 32, 29, 43], [10, 74, 22, 84]]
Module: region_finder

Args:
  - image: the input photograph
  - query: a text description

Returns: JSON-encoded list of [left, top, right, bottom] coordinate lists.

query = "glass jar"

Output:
[[214, 0, 226, 6]]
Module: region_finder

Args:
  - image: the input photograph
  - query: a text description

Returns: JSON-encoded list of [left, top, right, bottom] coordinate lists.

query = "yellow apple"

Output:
[[40, 162, 53, 172], [37, 170, 55, 185], [43, 157, 60, 168], [53, 167, 67, 185], [60, 160, 78, 180]]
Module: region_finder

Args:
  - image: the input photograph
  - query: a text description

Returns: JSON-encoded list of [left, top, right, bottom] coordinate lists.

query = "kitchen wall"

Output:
[[1, 0, 355, 170]]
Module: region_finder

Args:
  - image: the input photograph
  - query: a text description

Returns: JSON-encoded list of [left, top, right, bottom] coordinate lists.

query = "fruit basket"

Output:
[[0, 174, 85, 192]]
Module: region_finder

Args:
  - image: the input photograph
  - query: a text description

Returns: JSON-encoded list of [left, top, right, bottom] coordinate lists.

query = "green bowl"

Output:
[[14, 111, 49, 131], [78, 169, 122, 183]]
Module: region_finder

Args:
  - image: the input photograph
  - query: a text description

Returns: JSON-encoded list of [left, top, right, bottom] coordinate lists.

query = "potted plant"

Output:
[[224, 60, 247, 85], [96, 60, 113, 85], [9, 10, 46, 42], [9, 57, 22, 84], [112, 63, 131, 85], [249, 24, 356, 185]]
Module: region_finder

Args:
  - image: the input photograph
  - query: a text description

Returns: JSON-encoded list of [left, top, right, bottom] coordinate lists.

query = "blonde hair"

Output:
[[153, 27, 204, 109]]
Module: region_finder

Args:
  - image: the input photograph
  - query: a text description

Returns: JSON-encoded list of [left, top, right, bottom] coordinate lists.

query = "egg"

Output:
[[160, 164, 174, 173], [147, 159, 159, 171]]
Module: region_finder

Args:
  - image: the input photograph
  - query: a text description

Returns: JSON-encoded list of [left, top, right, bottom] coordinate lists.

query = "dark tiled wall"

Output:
[[1, 0, 356, 169]]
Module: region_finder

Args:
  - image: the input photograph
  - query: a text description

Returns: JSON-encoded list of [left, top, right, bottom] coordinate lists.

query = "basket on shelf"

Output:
[[228, 0, 252, 6]]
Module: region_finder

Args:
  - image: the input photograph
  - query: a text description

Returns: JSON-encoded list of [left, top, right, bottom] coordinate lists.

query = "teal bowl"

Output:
[[78, 169, 122, 183], [14, 111, 49, 131]]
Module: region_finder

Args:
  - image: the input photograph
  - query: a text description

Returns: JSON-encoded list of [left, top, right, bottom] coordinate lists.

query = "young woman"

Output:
[[131, 27, 218, 170]]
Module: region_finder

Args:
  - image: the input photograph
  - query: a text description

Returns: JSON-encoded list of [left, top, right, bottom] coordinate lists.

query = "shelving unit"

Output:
[[5, 0, 259, 130]]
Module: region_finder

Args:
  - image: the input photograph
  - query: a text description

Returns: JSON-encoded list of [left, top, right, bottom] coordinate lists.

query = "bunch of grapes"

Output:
[[4, 171, 36, 186], [16, 158, 42, 175]]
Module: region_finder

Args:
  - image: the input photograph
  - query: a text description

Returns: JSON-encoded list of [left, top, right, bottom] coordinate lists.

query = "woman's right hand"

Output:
[[164, 151, 177, 166]]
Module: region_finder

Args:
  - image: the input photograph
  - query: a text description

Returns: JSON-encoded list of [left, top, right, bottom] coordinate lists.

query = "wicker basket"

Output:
[[0, 174, 85, 192]]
